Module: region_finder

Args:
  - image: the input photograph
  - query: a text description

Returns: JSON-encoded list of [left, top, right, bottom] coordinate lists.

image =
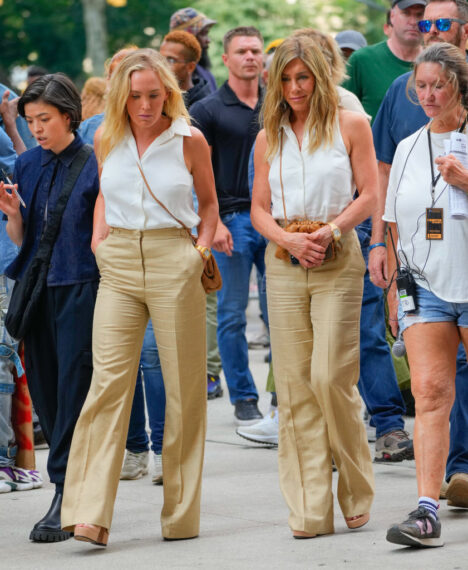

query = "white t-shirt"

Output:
[[383, 126, 468, 303], [268, 119, 354, 222], [100, 117, 200, 230]]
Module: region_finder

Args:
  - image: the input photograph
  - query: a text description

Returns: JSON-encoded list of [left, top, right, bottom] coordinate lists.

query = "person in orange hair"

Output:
[[160, 30, 211, 108]]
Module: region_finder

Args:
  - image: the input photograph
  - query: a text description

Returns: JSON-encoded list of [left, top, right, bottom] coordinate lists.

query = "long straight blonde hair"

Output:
[[99, 48, 190, 163], [262, 36, 339, 161]]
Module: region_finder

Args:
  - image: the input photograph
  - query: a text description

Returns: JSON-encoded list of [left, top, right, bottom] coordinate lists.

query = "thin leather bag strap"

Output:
[[136, 161, 194, 242], [279, 130, 289, 226], [35, 143, 93, 263]]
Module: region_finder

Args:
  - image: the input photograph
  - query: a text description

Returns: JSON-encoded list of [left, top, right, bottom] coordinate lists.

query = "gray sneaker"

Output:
[[387, 506, 443, 548], [374, 429, 414, 462], [120, 450, 149, 480]]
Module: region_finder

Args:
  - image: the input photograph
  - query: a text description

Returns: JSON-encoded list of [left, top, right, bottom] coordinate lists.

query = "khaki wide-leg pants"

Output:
[[62, 227, 207, 539], [265, 231, 374, 535]]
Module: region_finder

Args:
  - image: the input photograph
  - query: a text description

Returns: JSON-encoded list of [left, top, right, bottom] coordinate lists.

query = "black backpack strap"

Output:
[[34, 144, 93, 263]]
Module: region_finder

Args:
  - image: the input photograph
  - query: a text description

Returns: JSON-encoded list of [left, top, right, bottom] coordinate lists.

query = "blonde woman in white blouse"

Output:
[[61, 49, 218, 547], [251, 36, 377, 539]]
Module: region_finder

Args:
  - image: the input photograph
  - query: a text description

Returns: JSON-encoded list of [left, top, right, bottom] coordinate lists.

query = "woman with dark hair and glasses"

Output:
[[0, 73, 99, 543]]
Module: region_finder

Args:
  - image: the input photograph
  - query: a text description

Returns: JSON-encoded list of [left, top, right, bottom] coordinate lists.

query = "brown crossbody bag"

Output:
[[136, 162, 222, 294], [275, 130, 336, 263]]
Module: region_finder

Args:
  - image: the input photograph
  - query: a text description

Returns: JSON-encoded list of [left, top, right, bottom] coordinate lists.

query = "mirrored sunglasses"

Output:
[[418, 18, 466, 33]]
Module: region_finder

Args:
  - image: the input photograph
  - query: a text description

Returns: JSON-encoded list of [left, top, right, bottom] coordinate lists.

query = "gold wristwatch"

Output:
[[196, 245, 212, 260], [327, 222, 341, 242]]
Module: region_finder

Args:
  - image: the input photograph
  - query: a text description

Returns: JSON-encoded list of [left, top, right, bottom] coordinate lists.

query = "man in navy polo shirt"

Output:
[[191, 26, 265, 425], [371, 0, 468, 507]]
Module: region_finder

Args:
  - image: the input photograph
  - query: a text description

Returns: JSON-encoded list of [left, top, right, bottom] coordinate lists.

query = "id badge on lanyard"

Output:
[[426, 128, 444, 241], [426, 207, 443, 240]]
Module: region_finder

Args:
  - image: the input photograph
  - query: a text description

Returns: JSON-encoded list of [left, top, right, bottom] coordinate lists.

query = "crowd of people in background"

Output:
[[0, 0, 468, 552]]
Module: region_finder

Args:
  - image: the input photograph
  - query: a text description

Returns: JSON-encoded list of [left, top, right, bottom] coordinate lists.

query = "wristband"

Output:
[[368, 242, 386, 251]]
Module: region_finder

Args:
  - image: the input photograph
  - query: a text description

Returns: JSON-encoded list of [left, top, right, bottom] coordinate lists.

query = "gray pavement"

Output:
[[1, 302, 467, 570]]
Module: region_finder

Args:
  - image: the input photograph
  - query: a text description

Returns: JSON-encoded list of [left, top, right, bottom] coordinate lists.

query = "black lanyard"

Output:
[[427, 116, 468, 203]]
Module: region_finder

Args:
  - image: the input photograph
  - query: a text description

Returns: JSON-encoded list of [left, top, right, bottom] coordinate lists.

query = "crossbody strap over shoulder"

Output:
[[34, 144, 93, 263], [136, 161, 195, 243]]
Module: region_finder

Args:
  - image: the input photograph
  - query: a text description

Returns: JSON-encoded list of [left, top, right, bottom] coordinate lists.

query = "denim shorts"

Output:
[[398, 283, 468, 333]]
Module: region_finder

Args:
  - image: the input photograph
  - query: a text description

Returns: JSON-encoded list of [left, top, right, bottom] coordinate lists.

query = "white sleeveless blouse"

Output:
[[268, 119, 354, 222], [100, 117, 200, 230]]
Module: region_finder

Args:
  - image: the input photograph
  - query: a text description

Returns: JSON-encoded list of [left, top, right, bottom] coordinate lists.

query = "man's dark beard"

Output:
[[199, 47, 212, 70]]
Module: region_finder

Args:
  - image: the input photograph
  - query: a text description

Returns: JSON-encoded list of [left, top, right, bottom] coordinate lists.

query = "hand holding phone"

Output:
[[1, 169, 26, 208]]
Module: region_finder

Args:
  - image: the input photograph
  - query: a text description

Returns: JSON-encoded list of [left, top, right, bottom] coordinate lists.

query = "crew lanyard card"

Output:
[[426, 207, 443, 240]]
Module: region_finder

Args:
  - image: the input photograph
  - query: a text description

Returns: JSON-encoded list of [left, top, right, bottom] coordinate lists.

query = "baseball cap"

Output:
[[170, 7, 216, 36], [335, 30, 367, 52], [391, 0, 427, 9]]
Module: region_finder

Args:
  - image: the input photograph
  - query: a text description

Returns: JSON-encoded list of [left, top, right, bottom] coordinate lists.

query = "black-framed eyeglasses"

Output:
[[165, 56, 190, 65], [418, 18, 467, 33]]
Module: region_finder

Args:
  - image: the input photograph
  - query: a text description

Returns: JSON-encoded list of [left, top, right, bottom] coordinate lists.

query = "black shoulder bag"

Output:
[[5, 144, 93, 341]]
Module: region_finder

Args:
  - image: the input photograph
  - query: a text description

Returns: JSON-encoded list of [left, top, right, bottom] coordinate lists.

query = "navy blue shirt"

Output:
[[372, 72, 428, 164], [190, 82, 263, 216], [5, 134, 100, 286]]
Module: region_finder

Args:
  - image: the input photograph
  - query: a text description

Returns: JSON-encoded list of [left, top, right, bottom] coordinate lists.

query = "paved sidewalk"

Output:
[[1, 304, 467, 570]]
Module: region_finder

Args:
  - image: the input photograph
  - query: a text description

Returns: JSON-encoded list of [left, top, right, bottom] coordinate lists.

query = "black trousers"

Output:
[[24, 281, 98, 489]]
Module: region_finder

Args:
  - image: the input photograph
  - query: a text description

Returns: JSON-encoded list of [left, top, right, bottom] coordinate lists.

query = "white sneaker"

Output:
[[12, 467, 43, 488], [247, 323, 270, 349], [152, 453, 163, 485], [120, 450, 149, 480], [236, 409, 278, 445], [0, 466, 34, 491]]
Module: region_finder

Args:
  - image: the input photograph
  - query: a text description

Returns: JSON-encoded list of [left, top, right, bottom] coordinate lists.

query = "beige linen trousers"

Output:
[[62, 227, 207, 539], [265, 231, 375, 535]]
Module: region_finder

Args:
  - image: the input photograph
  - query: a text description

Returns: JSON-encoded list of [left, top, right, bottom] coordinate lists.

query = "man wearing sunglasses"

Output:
[[371, 0, 468, 510], [344, 0, 426, 122]]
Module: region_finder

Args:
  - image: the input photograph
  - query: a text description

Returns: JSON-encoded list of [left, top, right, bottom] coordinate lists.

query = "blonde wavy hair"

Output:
[[262, 36, 339, 161], [99, 48, 190, 162], [292, 28, 346, 85]]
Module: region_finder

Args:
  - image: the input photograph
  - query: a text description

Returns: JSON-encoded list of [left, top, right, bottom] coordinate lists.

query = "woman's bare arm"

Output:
[[91, 126, 109, 253], [185, 127, 218, 250]]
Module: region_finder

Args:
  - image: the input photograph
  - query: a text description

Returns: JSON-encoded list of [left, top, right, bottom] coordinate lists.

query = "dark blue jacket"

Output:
[[6, 134, 100, 286]]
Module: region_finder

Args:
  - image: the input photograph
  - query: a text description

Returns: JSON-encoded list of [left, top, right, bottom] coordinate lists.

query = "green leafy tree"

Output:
[[193, 0, 388, 83], [0, 0, 389, 87], [0, 0, 186, 86]]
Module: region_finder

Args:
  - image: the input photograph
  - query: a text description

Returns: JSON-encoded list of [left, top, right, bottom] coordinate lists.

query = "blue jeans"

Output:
[[447, 345, 468, 479], [0, 276, 22, 467], [356, 219, 405, 437], [126, 320, 166, 455], [214, 210, 265, 404]]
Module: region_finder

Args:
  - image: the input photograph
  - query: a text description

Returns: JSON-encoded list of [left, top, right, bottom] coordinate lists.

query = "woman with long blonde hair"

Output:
[[61, 48, 218, 547], [251, 35, 377, 538]]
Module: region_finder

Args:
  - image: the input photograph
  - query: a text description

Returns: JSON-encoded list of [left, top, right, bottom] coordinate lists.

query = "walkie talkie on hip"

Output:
[[389, 227, 417, 313]]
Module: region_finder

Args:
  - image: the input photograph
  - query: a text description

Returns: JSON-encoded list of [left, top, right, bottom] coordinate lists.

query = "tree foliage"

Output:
[[194, 0, 388, 83], [0, 0, 389, 87]]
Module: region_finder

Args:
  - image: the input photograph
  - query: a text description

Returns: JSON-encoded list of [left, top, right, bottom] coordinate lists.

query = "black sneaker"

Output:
[[234, 400, 263, 426], [386, 506, 443, 548]]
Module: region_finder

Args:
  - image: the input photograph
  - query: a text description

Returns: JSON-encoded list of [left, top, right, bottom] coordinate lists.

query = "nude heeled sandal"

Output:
[[74, 523, 109, 546], [345, 513, 370, 529]]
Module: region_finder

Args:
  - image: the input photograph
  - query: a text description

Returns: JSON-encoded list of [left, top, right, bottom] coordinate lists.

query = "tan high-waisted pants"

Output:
[[61, 227, 206, 539], [265, 231, 374, 535]]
